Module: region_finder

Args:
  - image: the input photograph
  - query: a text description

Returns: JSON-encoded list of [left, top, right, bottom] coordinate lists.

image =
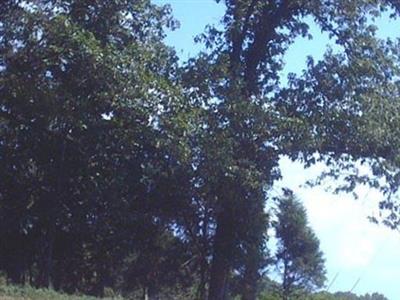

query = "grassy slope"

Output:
[[0, 284, 122, 300]]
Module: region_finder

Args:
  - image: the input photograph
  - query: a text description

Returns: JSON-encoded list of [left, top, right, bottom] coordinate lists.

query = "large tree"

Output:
[[181, 1, 400, 299]]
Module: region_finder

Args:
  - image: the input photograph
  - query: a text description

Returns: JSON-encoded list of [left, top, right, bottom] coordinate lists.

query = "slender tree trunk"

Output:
[[197, 256, 207, 300], [197, 213, 209, 300], [38, 225, 55, 288], [208, 208, 234, 300], [29, 266, 34, 286], [143, 286, 149, 300], [46, 228, 55, 289]]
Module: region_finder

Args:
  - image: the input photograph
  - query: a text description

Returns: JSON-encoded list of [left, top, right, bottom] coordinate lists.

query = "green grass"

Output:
[[0, 283, 122, 300]]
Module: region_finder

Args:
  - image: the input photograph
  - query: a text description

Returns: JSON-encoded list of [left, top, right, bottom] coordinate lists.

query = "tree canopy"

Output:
[[1, 0, 400, 299]]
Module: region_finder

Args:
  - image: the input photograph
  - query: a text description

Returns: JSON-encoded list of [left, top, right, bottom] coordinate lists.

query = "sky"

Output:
[[152, 0, 400, 298]]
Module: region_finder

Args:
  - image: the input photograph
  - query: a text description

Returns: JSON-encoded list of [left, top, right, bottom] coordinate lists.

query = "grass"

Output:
[[0, 282, 122, 300]]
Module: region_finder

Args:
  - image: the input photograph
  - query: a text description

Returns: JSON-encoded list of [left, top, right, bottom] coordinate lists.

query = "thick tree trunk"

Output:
[[208, 209, 234, 300]]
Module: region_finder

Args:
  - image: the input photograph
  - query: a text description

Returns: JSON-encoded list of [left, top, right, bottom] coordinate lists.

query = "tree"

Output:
[[2, 0, 400, 299], [182, 1, 400, 298], [274, 189, 326, 299], [361, 293, 389, 300], [258, 282, 389, 300], [0, 0, 192, 295], [331, 292, 389, 300]]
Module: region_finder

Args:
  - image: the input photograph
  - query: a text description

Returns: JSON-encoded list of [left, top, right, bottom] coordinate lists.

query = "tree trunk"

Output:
[[46, 235, 54, 289], [197, 255, 207, 300], [37, 136, 66, 288], [208, 208, 234, 300], [143, 286, 149, 300], [197, 212, 209, 300], [37, 225, 55, 288]]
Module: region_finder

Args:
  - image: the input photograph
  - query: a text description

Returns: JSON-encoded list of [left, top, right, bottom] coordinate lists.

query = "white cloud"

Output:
[[276, 157, 400, 299], [300, 187, 380, 269]]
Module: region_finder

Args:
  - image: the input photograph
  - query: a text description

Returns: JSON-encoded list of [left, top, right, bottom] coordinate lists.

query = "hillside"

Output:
[[0, 283, 120, 300]]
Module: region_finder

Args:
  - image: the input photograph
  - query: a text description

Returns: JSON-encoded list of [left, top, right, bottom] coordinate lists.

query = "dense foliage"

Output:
[[1, 0, 400, 299]]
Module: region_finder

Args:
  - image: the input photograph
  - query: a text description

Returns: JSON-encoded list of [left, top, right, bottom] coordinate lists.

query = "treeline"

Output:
[[260, 290, 389, 300], [258, 277, 389, 300], [1, 0, 400, 299], [316, 292, 388, 300]]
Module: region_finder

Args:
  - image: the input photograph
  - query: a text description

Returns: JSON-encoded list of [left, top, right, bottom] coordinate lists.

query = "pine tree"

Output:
[[274, 189, 326, 299]]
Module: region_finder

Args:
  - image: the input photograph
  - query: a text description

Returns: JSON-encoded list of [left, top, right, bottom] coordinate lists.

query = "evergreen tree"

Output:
[[274, 189, 326, 299]]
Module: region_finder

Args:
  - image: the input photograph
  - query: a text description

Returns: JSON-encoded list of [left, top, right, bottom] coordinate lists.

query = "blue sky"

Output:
[[153, 0, 400, 298]]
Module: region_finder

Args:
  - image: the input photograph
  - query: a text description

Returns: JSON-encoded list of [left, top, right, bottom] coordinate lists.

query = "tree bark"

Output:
[[208, 208, 234, 300]]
